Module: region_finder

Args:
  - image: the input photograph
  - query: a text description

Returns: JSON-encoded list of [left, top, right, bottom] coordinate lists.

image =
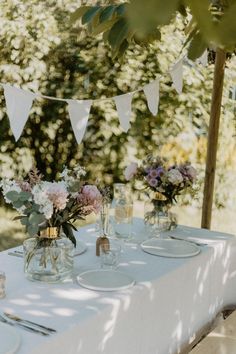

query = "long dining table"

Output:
[[1, 221, 236, 354]]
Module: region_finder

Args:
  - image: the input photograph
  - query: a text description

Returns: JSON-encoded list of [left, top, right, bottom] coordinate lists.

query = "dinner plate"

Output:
[[0, 322, 21, 354], [74, 240, 87, 256], [141, 238, 200, 258], [77, 269, 135, 291]]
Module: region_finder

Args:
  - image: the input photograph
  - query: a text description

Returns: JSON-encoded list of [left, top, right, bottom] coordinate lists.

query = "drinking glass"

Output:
[[100, 239, 121, 270]]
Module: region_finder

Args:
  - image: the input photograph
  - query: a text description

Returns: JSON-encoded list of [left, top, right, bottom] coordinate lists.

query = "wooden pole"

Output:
[[201, 48, 226, 229]]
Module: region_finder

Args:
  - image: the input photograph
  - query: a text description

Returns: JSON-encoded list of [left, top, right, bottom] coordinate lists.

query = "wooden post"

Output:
[[201, 48, 226, 229]]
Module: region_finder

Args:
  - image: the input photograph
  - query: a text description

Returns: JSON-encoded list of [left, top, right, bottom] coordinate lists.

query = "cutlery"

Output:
[[0, 314, 49, 336], [168, 236, 207, 246], [4, 313, 57, 333], [7, 252, 23, 258]]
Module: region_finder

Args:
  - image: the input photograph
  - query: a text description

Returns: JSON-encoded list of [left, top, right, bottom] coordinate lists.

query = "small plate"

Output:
[[141, 238, 200, 258], [77, 269, 135, 291], [74, 240, 87, 256], [0, 322, 21, 354]]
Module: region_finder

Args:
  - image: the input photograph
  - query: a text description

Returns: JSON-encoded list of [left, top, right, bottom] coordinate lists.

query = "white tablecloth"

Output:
[[1, 223, 236, 354]]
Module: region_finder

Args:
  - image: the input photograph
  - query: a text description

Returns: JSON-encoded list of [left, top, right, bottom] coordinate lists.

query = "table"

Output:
[[1, 222, 236, 354]]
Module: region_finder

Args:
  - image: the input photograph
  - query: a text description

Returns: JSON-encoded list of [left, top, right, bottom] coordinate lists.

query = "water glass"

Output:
[[0, 271, 6, 298], [100, 239, 121, 270]]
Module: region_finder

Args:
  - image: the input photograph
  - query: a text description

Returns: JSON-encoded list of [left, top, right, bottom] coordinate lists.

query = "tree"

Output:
[[71, 0, 236, 229]]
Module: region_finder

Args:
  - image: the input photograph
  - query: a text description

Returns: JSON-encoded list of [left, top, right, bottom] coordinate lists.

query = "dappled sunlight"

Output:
[[10, 298, 32, 306], [50, 288, 99, 301], [52, 308, 77, 317], [25, 310, 51, 317], [99, 297, 121, 351], [25, 293, 41, 300]]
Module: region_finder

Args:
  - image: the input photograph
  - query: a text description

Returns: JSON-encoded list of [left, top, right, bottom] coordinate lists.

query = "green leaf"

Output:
[[99, 5, 116, 23], [82, 6, 101, 25], [20, 217, 29, 226], [177, 4, 187, 17], [218, 2, 236, 49], [118, 39, 129, 57], [187, 32, 207, 60], [62, 223, 76, 247], [27, 224, 39, 237], [13, 200, 24, 209], [29, 212, 45, 225], [115, 3, 126, 16], [70, 6, 92, 24], [19, 191, 31, 201], [5, 191, 19, 202], [187, 0, 217, 44], [91, 18, 118, 36], [127, 0, 179, 36], [108, 18, 130, 50]]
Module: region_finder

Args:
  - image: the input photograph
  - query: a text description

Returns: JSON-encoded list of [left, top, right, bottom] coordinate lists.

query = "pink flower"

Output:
[[124, 163, 138, 181], [17, 181, 31, 192], [47, 183, 68, 210], [186, 165, 197, 181], [78, 185, 102, 213]]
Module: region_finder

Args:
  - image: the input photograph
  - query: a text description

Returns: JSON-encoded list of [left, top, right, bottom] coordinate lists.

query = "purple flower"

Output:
[[148, 178, 158, 187], [149, 169, 158, 178]]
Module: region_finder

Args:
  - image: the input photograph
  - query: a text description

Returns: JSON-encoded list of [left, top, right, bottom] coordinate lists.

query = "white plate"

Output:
[[0, 322, 21, 354], [74, 240, 87, 256], [77, 270, 135, 291], [141, 238, 200, 258]]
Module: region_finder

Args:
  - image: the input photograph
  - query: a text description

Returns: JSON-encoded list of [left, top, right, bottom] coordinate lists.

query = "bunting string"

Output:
[[0, 51, 208, 143]]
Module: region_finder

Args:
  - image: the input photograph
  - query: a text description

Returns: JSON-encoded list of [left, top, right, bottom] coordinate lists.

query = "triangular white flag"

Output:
[[143, 79, 160, 115], [170, 58, 183, 94], [67, 99, 93, 144], [198, 50, 208, 67], [114, 93, 133, 132], [3, 84, 35, 141]]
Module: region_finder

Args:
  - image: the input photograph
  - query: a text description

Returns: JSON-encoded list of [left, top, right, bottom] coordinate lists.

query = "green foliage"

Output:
[[0, 0, 235, 211], [71, 1, 236, 60]]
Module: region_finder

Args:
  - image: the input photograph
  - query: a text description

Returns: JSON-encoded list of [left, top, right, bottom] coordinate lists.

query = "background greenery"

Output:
[[0, 0, 235, 250]]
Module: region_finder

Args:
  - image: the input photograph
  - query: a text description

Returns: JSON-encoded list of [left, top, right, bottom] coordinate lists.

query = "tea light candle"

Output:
[[0, 271, 6, 298]]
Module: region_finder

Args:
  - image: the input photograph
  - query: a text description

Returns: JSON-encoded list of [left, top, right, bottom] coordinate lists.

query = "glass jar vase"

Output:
[[23, 227, 74, 283], [144, 194, 177, 237]]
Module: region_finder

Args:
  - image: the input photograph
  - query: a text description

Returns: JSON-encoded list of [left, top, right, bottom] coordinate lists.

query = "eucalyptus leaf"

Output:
[[19, 191, 31, 201], [5, 191, 19, 202], [29, 212, 45, 225], [27, 224, 39, 237], [13, 200, 24, 209]]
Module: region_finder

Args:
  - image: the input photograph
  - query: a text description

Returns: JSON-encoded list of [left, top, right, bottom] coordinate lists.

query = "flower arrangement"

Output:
[[124, 155, 197, 205], [0, 165, 103, 246]]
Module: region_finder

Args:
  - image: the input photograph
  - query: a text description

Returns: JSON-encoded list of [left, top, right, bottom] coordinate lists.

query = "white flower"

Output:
[[124, 163, 138, 181], [166, 169, 183, 185], [32, 183, 53, 219], [0, 179, 21, 203]]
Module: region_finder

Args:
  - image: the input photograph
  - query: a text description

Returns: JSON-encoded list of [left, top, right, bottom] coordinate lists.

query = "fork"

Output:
[[0, 314, 49, 336], [4, 312, 56, 333]]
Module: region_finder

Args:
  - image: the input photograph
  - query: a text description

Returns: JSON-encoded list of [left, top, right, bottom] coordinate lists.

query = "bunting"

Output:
[[169, 58, 183, 94], [67, 99, 93, 144], [0, 53, 207, 143], [3, 84, 35, 141], [143, 79, 160, 116], [114, 93, 133, 132]]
